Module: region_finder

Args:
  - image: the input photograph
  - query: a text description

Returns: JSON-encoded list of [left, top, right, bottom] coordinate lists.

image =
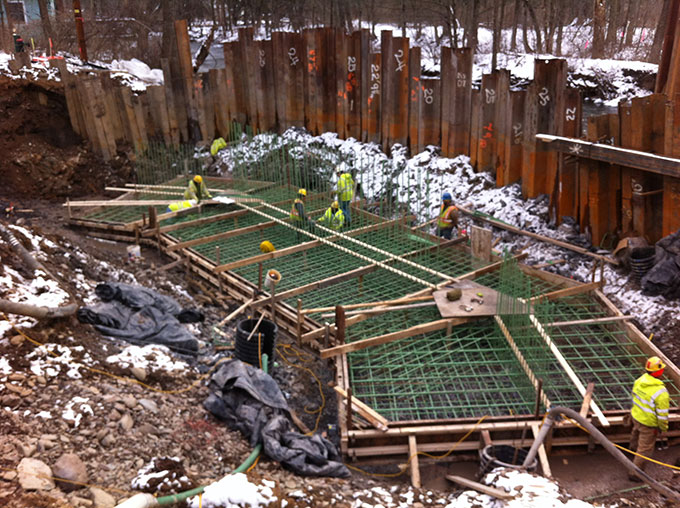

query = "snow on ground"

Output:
[[27, 343, 95, 380], [445, 468, 608, 508], [106, 344, 189, 373], [61, 395, 94, 428], [187, 473, 276, 508]]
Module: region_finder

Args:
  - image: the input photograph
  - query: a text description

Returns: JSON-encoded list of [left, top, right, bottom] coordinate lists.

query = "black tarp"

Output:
[[642, 230, 680, 299], [77, 282, 201, 355], [204, 359, 350, 478]]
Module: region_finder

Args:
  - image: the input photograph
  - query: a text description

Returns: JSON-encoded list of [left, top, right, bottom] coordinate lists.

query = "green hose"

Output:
[[155, 353, 269, 506]]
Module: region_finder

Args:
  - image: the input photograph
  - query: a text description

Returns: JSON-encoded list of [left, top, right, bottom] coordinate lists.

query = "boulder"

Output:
[[53, 453, 88, 491], [17, 457, 55, 491]]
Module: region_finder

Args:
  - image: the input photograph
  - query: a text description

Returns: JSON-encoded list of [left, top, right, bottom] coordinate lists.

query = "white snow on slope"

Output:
[[187, 473, 276, 508], [106, 344, 188, 373]]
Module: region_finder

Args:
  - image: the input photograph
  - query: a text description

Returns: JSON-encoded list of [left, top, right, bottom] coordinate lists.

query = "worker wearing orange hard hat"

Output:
[[628, 356, 669, 481], [184, 175, 212, 203]]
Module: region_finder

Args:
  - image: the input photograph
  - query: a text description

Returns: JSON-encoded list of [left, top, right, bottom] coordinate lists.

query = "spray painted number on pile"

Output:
[[370, 64, 381, 99], [539, 87, 550, 106], [394, 49, 406, 72], [288, 47, 299, 66], [565, 107, 576, 121], [423, 87, 434, 105], [259, 49, 266, 68], [512, 123, 523, 144], [485, 88, 496, 104], [457, 72, 466, 88], [347, 55, 357, 73]]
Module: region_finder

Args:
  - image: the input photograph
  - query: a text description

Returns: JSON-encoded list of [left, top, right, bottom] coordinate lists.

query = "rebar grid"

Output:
[[348, 320, 537, 420]]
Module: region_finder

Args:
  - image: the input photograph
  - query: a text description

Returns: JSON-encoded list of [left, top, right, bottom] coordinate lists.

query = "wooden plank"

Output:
[[334, 386, 388, 431], [322, 27, 337, 134], [209, 69, 228, 138], [334, 29, 348, 139], [546, 315, 633, 328], [147, 85, 173, 145], [530, 423, 553, 478], [198, 73, 215, 142], [380, 30, 394, 151], [445, 475, 513, 500], [223, 42, 245, 126], [530, 281, 600, 302], [528, 314, 608, 426], [51, 59, 84, 137], [82, 79, 113, 160], [579, 382, 595, 418], [496, 316, 551, 409], [451, 48, 473, 155], [409, 435, 421, 488], [261, 39, 277, 132], [272, 31, 288, 130], [470, 226, 492, 261], [320, 318, 469, 359], [458, 205, 618, 264], [100, 75, 126, 145]]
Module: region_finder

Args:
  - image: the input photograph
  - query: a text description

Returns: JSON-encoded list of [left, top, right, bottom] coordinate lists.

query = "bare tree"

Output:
[[592, 0, 606, 57]]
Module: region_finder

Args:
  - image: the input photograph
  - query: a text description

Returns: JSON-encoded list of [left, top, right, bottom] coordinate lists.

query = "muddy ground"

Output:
[[0, 76, 678, 508]]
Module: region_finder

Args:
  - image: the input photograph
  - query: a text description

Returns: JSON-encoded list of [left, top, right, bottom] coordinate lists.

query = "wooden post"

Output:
[[346, 386, 353, 431], [216, 246, 223, 295], [408, 435, 421, 488], [470, 226, 492, 261], [296, 298, 303, 347], [335, 305, 346, 345], [258, 262, 263, 290]]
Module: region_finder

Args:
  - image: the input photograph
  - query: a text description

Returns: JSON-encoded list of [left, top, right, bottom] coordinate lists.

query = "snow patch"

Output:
[[187, 473, 276, 508], [106, 344, 188, 373], [61, 396, 94, 428]]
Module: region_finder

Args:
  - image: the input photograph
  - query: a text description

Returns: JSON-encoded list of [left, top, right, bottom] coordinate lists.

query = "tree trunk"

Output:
[[38, 0, 56, 44], [605, 0, 622, 52], [592, 0, 606, 58], [491, 0, 501, 69], [649, 0, 672, 63], [522, 0, 542, 52], [511, 0, 520, 51], [625, 0, 640, 45], [161, 0, 175, 60], [555, 5, 564, 56], [469, 0, 479, 53]]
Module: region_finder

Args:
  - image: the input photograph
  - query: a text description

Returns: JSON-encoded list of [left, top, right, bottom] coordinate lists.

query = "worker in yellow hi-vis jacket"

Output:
[[628, 356, 670, 481], [336, 165, 354, 227], [184, 175, 212, 203], [318, 201, 345, 231]]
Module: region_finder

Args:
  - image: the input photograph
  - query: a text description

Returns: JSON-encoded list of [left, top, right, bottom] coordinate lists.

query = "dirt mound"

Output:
[[0, 77, 132, 201]]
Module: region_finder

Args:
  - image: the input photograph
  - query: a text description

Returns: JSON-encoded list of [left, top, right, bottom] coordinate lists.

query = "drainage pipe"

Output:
[[0, 223, 43, 275], [114, 354, 269, 508], [524, 406, 680, 502]]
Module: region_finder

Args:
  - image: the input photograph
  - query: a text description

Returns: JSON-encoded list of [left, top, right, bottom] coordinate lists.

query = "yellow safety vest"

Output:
[[290, 198, 304, 221], [184, 180, 212, 202], [320, 207, 345, 231], [337, 173, 354, 202], [168, 200, 195, 212], [438, 204, 457, 229], [631, 373, 669, 431]]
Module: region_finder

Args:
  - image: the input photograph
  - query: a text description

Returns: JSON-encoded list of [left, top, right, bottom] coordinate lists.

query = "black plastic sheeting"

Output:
[[642, 230, 680, 299], [204, 359, 350, 478], [77, 283, 202, 355]]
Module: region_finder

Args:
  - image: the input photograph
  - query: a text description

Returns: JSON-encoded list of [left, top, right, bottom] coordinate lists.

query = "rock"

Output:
[[8, 373, 26, 382], [70, 495, 93, 507], [100, 434, 115, 448], [35, 376, 47, 385], [137, 423, 158, 435], [108, 409, 121, 421], [119, 413, 134, 431], [121, 395, 137, 409], [17, 457, 55, 491], [10, 335, 24, 346], [113, 403, 126, 412], [0, 394, 21, 406], [53, 453, 88, 492], [130, 367, 147, 381], [38, 437, 57, 450], [90, 487, 116, 508], [1, 471, 17, 481], [413, 503, 425, 508], [138, 399, 158, 414], [5, 383, 32, 397], [19, 441, 37, 457]]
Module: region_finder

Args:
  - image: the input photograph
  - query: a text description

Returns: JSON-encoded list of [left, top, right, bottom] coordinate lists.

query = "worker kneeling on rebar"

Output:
[[437, 192, 458, 240], [184, 175, 212, 203], [628, 356, 669, 481], [318, 201, 345, 231], [290, 188, 313, 240]]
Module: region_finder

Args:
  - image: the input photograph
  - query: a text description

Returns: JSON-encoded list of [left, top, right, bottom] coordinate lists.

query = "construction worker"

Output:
[[437, 192, 458, 240], [628, 356, 669, 481], [184, 175, 212, 203], [336, 165, 355, 227], [290, 188, 310, 241], [13, 30, 25, 53], [318, 201, 345, 231]]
